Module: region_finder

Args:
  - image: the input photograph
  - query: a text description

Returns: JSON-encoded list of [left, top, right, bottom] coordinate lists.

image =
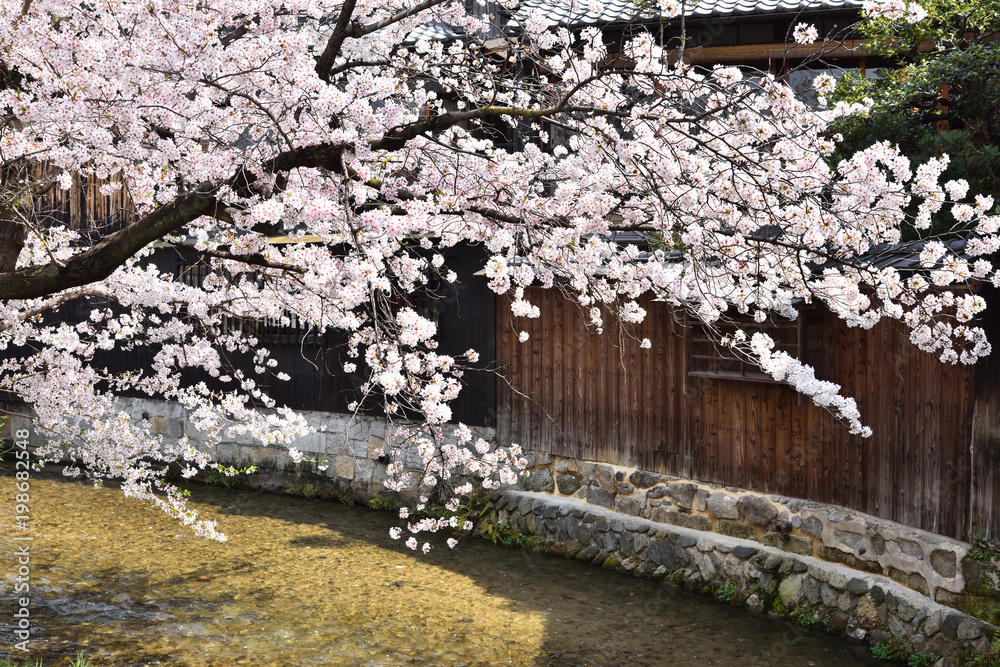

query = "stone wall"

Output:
[[483, 490, 997, 666], [521, 454, 1000, 607], [4, 397, 495, 501]]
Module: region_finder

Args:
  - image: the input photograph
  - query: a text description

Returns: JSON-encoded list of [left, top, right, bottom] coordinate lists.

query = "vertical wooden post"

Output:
[[937, 83, 950, 133]]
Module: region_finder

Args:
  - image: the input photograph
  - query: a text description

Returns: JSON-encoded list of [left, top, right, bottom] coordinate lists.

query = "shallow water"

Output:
[[0, 472, 877, 666]]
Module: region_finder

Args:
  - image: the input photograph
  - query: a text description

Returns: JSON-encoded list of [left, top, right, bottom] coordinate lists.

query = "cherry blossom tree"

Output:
[[0, 0, 996, 544]]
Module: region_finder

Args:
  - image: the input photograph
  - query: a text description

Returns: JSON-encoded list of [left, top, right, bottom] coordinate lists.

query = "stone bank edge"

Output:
[[484, 490, 997, 666]]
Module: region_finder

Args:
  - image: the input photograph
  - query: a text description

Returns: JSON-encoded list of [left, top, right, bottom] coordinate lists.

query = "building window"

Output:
[[177, 262, 318, 345], [687, 312, 800, 382]]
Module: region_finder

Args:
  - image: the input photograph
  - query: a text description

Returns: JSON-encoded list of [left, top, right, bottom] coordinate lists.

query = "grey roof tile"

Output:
[[503, 0, 863, 30], [403, 20, 463, 45], [408, 0, 862, 44]]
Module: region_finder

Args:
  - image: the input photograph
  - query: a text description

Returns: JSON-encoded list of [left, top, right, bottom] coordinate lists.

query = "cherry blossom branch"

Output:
[[350, 0, 454, 38], [0, 287, 110, 331], [0, 183, 221, 299], [168, 241, 307, 274], [315, 0, 359, 81]]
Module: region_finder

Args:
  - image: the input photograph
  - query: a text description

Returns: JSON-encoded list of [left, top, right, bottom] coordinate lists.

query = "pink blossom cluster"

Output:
[[793, 23, 819, 45], [376, 423, 527, 548], [863, 0, 929, 22]]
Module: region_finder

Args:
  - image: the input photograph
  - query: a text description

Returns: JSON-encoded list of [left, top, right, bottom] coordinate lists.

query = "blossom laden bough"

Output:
[[0, 0, 994, 545], [863, 0, 928, 23]]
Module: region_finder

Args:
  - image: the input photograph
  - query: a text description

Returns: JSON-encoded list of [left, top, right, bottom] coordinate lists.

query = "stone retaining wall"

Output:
[[520, 455, 1000, 608], [4, 397, 495, 500], [483, 490, 997, 666]]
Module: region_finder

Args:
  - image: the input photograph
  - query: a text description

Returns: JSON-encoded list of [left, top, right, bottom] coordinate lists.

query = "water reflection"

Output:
[[0, 473, 876, 666]]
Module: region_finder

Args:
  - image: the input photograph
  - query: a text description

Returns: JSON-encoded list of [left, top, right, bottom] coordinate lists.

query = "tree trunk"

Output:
[[0, 210, 26, 274]]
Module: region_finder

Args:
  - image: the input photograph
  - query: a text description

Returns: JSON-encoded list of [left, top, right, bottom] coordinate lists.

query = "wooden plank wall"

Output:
[[31, 168, 134, 234], [83, 244, 498, 427], [972, 285, 1000, 541], [496, 289, 980, 541]]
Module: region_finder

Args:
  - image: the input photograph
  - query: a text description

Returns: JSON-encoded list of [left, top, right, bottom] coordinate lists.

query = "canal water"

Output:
[[0, 472, 877, 666]]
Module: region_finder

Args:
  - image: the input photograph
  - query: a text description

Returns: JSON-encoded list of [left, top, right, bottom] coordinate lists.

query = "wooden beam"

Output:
[[682, 39, 868, 64]]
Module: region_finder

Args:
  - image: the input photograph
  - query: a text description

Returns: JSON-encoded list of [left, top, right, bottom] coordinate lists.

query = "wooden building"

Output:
[[495, 284, 1000, 543], [503, 0, 879, 79]]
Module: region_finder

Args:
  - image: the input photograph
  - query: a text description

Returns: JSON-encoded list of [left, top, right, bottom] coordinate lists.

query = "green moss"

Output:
[[201, 469, 235, 488], [906, 651, 940, 667], [367, 494, 400, 512], [477, 515, 559, 554], [871, 642, 894, 661], [970, 534, 1000, 563], [602, 554, 623, 569], [716, 520, 758, 540], [283, 481, 317, 499], [454, 492, 489, 530], [962, 635, 1000, 667], [869, 637, 942, 666], [198, 463, 258, 489], [770, 597, 790, 616], [871, 637, 911, 663], [478, 518, 521, 547], [547, 543, 567, 557], [964, 594, 1000, 627]]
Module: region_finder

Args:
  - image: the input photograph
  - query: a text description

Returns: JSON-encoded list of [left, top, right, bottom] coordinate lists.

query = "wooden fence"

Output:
[[972, 285, 1000, 541], [31, 167, 134, 235], [496, 287, 1000, 542], [18, 172, 1000, 539], [5, 169, 499, 426], [100, 244, 498, 426]]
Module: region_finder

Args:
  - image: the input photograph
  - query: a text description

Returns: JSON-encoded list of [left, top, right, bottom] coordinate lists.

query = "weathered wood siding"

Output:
[[132, 244, 497, 426], [32, 168, 134, 234], [496, 289, 983, 541], [972, 285, 1000, 541]]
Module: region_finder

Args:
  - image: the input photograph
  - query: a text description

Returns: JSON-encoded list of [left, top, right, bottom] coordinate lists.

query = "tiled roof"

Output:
[[405, 0, 863, 44], [403, 20, 464, 45], [504, 0, 864, 30], [834, 238, 971, 272]]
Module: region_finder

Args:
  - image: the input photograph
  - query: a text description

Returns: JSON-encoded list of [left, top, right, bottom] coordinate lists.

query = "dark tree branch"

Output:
[[351, 0, 452, 38], [169, 241, 306, 274], [0, 95, 657, 302], [0, 287, 109, 331], [0, 183, 220, 300], [315, 0, 358, 82], [370, 104, 628, 152], [220, 21, 251, 47]]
